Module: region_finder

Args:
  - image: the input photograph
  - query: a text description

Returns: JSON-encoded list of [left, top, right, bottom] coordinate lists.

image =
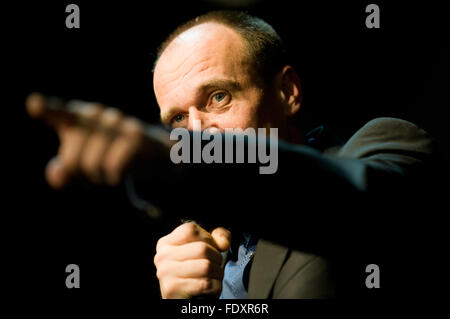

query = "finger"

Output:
[[80, 108, 123, 183], [154, 241, 223, 266], [57, 125, 90, 175], [26, 93, 75, 129], [45, 156, 70, 189], [57, 104, 103, 173], [26, 93, 46, 118], [161, 277, 222, 299], [26, 93, 107, 136], [157, 222, 218, 249], [157, 259, 224, 281], [47, 125, 88, 187], [102, 117, 143, 186], [211, 227, 232, 252]]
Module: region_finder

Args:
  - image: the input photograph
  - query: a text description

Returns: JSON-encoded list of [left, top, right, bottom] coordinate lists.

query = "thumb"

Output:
[[211, 227, 231, 252]]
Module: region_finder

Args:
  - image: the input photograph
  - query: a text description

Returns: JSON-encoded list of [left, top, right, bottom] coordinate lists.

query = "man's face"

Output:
[[153, 22, 287, 134]]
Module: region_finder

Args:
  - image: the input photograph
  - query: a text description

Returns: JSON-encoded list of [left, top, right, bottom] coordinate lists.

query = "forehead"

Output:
[[153, 23, 250, 109]]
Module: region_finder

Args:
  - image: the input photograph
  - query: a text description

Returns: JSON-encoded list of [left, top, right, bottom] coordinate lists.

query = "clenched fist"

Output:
[[154, 222, 231, 298]]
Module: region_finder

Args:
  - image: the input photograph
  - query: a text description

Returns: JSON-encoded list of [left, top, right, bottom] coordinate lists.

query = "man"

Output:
[[26, 11, 435, 298]]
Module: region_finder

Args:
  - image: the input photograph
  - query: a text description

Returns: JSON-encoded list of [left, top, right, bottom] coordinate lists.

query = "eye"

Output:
[[213, 92, 226, 103], [172, 114, 185, 123], [209, 91, 230, 107]]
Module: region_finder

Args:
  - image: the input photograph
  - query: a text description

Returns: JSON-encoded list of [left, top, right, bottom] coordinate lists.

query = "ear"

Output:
[[276, 65, 302, 116]]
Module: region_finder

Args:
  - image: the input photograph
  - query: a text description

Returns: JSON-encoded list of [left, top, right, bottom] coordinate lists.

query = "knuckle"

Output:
[[156, 268, 164, 280], [198, 279, 210, 292], [154, 246, 169, 266], [180, 222, 199, 238], [155, 239, 162, 253], [71, 101, 103, 119], [155, 237, 166, 252], [122, 117, 144, 138], [197, 278, 219, 293], [199, 259, 212, 275], [161, 278, 176, 297], [194, 242, 209, 258], [100, 108, 123, 126], [153, 253, 161, 267], [155, 262, 169, 279]]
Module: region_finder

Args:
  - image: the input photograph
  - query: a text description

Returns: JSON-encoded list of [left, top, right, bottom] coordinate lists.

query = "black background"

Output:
[[3, 0, 449, 314]]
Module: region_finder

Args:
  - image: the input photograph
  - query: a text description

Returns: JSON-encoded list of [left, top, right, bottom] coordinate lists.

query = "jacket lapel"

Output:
[[247, 239, 289, 298]]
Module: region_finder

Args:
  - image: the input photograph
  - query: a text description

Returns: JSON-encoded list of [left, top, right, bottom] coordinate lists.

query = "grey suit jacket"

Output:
[[128, 116, 435, 299], [247, 117, 434, 298]]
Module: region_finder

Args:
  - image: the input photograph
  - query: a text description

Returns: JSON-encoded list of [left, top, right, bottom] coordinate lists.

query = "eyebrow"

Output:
[[198, 79, 242, 93], [160, 79, 243, 124]]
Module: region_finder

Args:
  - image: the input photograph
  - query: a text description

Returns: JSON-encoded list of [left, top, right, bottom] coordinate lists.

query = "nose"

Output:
[[187, 106, 220, 132], [187, 106, 202, 131]]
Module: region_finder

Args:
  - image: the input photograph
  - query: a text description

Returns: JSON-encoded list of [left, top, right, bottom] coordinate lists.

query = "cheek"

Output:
[[216, 101, 260, 130], [216, 88, 265, 130]]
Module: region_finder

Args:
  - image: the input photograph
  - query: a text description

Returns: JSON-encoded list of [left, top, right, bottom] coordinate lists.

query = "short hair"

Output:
[[153, 10, 288, 86]]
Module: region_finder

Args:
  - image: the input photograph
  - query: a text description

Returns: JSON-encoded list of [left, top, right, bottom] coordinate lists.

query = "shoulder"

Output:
[[336, 117, 434, 159]]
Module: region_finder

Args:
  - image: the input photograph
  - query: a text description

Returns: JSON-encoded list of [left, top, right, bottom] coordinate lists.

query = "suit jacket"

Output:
[[246, 117, 435, 298], [129, 117, 436, 299]]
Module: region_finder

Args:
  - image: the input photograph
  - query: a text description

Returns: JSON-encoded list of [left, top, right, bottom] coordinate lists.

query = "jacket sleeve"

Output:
[[126, 117, 436, 255]]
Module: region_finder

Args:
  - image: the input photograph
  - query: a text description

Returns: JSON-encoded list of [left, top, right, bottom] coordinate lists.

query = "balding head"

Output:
[[154, 11, 288, 86], [152, 11, 302, 143]]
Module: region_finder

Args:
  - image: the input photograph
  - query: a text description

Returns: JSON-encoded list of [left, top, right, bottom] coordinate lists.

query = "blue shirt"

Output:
[[220, 233, 258, 299]]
